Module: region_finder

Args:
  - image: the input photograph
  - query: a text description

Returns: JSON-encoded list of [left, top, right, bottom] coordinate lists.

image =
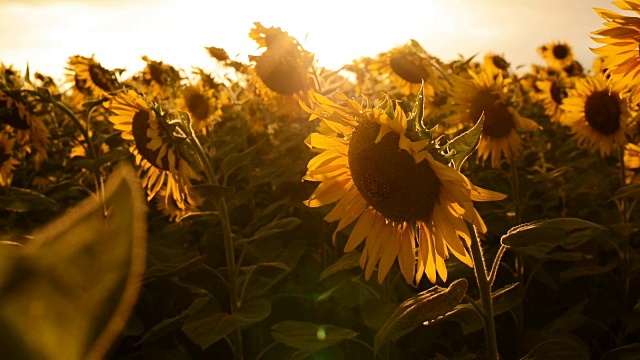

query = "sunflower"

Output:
[[246, 23, 314, 119], [65, 55, 119, 99], [301, 91, 505, 285], [0, 131, 19, 187], [139, 56, 182, 100], [561, 75, 631, 157], [105, 89, 200, 210], [0, 89, 50, 153], [537, 41, 574, 71], [535, 75, 571, 124], [445, 69, 538, 168], [368, 43, 436, 96], [249, 22, 314, 96], [482, 52, 510, 75], [592, 3, 640, 105], [624, 143, 640, 184]]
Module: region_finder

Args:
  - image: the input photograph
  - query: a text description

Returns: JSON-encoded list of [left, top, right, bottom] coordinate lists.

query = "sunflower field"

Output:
[[2, 2, 640, 360]]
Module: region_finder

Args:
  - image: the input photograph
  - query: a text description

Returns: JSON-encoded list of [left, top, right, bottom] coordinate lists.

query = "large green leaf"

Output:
[[0, 164, 147, 360], [182, 298, 271, 349], [271, 320, 357, 351], [221, 140, 263, 185], [500, 218, 607, 257], [374, 278, 468, 353], [446, 113, 484, 170]]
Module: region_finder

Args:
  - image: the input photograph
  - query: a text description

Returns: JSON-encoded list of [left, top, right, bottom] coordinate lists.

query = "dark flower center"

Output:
[[255, 51, 307, 95], [492, 56, 509, 71], [131, 109, 171, 170], [469, 90, 515, 139], [148, 62, 165, 85], [348, 120, 441, 223], [183, 87, 210, 121], [552, 45, 569, 60], [88, 64, 117, 94], [389, 53, 430, 84], [584, 90, 621, 135], [550, 81, 564, 105], [0, 100, 29, 130]]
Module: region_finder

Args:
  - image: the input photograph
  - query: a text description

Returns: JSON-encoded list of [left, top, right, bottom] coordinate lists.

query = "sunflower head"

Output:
[[482, 52, 510, 74], [445, 69, 539, 167], [140, 56, 182, 98], [105, 89, 201, 209], [538, 41, 574, 71], [368, 43, 435, 95], [0, 131, 19, 187], [65, 55, 119, 99], [561, 75, 631, 157], [249, 23, 314, 96], [0, 89, 50, 153], [301, 90, 506, 284], [592, 4, 640, 105]]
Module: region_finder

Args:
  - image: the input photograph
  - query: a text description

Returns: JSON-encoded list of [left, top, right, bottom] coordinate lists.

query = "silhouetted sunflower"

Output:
[[538, 41, 574, 71], [369, 43, 436, 96], [0, 131, 19, 187], [0, 89, 50, 153], [66, 55, 119, 99], [301, 92, 505, 284], [592, 2, 640, 105], [445, 69, 538, 167], [561, 75, 630, 157], [105, 90, 200, 211]]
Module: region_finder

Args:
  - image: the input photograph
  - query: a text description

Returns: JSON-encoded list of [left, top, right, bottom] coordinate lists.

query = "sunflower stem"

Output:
[[467, 222, 499, 360], [188, 132, 243, 359], [617, 145, 631, 346]]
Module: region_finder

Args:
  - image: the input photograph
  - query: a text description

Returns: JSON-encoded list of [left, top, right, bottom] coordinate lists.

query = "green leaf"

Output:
[[501, 218, 607, 254], [520, 340, 589, 360], [138, 297, 209, 344], [319, 251, 361, 281], [0, 187, 59, 212], [238, 217, 302, 244], [239, 262, 290, 300], [446, 112, 484, 170], [271, 320, 357, 351], [221, 140, 263, 184], [374, 278, 468, 353], [182, 298, 271, 350], [559, 260, 617, 282], [0, 164, 147, 360], [613, 182, 640, 200], [143, 252, 207, 282]]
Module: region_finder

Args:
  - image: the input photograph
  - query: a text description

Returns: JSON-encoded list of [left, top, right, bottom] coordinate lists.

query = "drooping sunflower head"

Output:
[[0, 89, 50, 153], [249, 22, 314, 96], [538, 41, 574, 71], [445, 69, 539, 167], [175, 82, 225, 133], [561, 75, 631, 157], [65, 55, 120, 99], [105, 89, 201, 210], [534, 75, 571, 124], [301, 91, 506, 284], [140, 56, 182, 99], [482, 52, 510, 75], [592, 3, 640, 106], [0, 131, 19, 187], [368, 43, 436, 95]]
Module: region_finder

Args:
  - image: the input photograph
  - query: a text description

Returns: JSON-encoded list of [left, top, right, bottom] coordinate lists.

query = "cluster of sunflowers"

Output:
[[2, 1, 640, 358]]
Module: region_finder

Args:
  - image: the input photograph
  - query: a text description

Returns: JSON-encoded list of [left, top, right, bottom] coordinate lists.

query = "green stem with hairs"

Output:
[[188, 132, 243, 359], [467, 222, 499, 359]]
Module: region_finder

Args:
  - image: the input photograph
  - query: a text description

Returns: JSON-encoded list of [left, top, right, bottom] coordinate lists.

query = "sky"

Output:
[[0, 0, 624, 82]]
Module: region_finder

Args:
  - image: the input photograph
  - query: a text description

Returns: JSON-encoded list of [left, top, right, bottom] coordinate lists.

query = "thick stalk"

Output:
[[617, 146, 630, 346], [189, 135, 243, 359], [467, 222, 499, 359]]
